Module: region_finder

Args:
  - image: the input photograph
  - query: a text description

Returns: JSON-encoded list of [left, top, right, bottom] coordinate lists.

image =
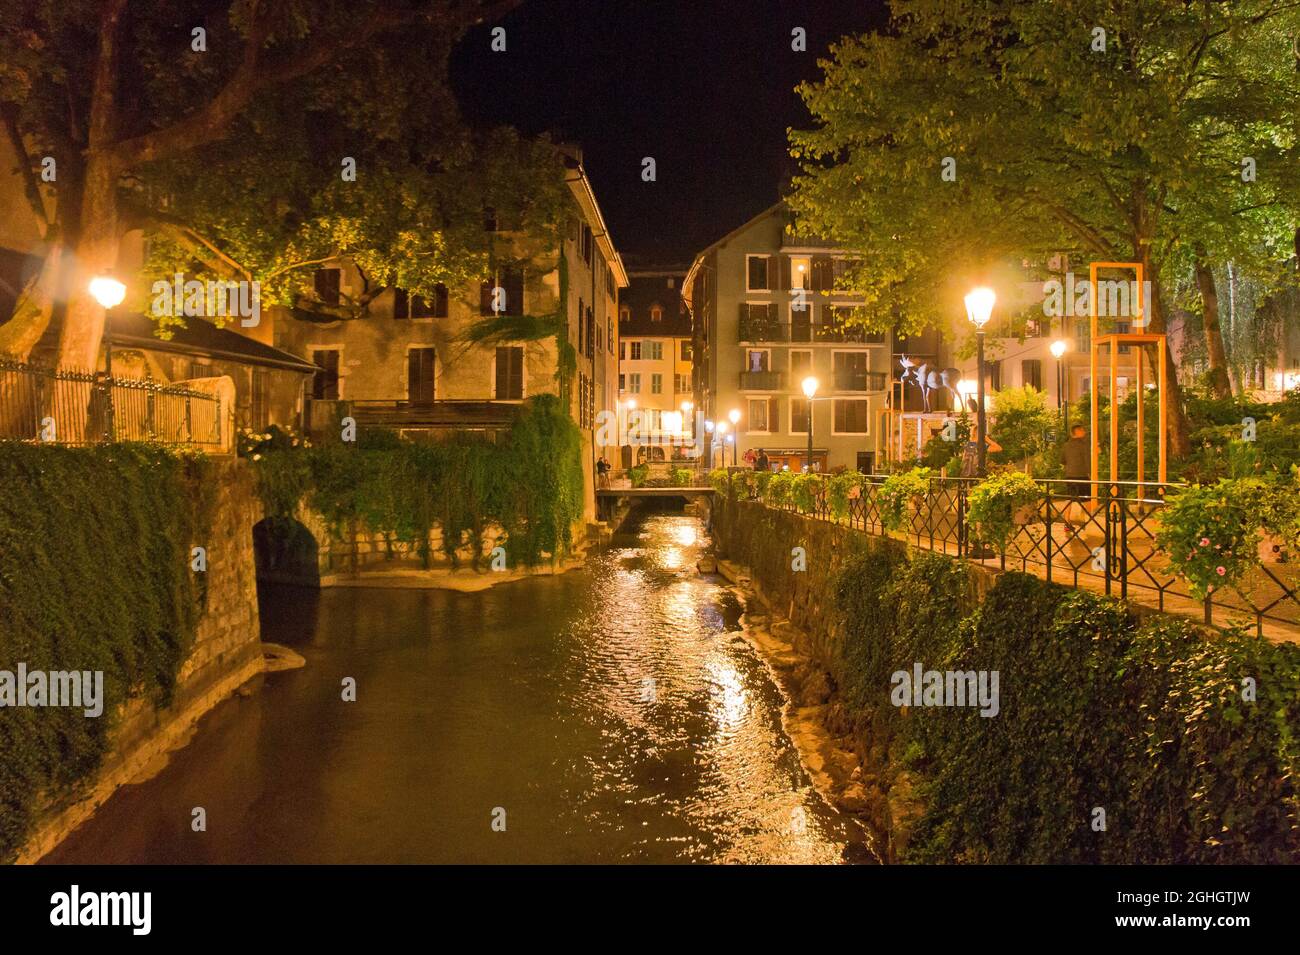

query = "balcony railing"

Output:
[[738, 317, 885, 345], [739, 370, 786, 391]]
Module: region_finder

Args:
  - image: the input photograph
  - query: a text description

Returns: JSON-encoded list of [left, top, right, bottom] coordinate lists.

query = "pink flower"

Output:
[[1200, 537, 1211, 547], [1216, 565, 1226, 576]]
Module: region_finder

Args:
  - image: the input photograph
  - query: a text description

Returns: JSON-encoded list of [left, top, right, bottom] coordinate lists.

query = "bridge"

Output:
[[595, 485, 714, 520]]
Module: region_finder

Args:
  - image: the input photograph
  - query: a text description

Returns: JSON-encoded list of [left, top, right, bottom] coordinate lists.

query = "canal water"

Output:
[[46, 506, 870, 864]]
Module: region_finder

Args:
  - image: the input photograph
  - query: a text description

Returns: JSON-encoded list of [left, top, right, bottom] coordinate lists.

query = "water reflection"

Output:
[[46, 506, 870, 864]]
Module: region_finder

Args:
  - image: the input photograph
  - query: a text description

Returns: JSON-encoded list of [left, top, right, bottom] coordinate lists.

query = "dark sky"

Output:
[[451, 0, 888, 270]]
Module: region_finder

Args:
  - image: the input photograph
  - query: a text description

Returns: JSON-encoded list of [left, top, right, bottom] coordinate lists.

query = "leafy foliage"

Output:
[[966, 471, 1042, 549], [878, 467, 933, 532], [0, 444, 213, 862], [1156, 480, 1262, 599]]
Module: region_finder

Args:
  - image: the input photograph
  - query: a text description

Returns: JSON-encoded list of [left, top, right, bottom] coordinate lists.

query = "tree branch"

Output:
[[0, 103, 51, 235]]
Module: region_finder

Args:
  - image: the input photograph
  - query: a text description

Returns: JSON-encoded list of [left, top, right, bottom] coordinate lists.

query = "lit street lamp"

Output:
[[704, 418, 714, 468], [89, 273, 127, 440], [801, 375, 819, 473], [728, 408, 740, 466], [716, 420, 729, 469], [1050, 338, 1069, 433], [964, 287, 996, 477]]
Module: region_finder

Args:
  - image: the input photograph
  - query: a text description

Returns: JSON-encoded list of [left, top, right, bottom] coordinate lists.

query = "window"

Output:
[[619, 340, 626, 360], [578, 298, 585, 355], [748, 398, 770, 433], [675, 373, 690, 393], [494, 346, 524, 400], [1075, 319, 1090, 352], [1116, 321, 1132, 354], [746, 349, 771, 372], [619, 305, 631, 322], [746, 255, 771, 291], [629, 341, 642, 360], [680, 340, 692, 361], [310, 349, 340, 400], [790, 397, 810, 434], [608, 318, 614, 354], [251, 368, 270, 430], [595, 314, 603, 353], [580, 224, 593, 263], [628, 373, 641, 393], [833, 351, 870, 390], [790, 256, 811, 290], [619, 373, 625, 391], [647, 341, 663, 361], [394, 286, 448, 319], [651, 374, 663, 394], [408, 348, 436, 405], [834, 399, 869, 434], [480, 266, 524, 316], [587, 306, 595, 357], [1022, 358, 1043, 390], [790, 350, 812, 380], [314, 268, 341, 306], [988, 360, 1003, 392], [650, 305, 663, 322]]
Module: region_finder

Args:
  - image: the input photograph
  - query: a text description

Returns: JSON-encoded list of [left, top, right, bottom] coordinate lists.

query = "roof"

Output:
[[561, 156, 629, 288], [681, 201, 787, 305], [619, 272, 692, 337], [106, 311, 319, 374]]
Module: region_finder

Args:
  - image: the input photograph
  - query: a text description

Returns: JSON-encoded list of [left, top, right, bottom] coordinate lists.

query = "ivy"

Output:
[[0, 444, 212, 862]]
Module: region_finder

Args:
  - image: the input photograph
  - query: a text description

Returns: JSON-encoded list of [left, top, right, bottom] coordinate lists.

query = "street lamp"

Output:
[[964, 287, 996, 477], [89, 273, 127, 440], [728, 408, 740, 466], [801, 375, 819, 473], [1050, 338, 1069, 433], [716, 420, 728, 468]]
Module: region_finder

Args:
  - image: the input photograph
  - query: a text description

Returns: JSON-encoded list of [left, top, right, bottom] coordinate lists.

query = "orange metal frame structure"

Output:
[[1088, 262, 1167, 498]]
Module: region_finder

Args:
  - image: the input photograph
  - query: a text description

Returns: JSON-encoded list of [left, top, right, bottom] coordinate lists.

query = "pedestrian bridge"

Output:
[[595, 486, 714, 520]]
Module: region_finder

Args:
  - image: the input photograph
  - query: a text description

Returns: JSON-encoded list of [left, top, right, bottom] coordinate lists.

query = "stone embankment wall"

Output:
[[19, 459, 264, 863]]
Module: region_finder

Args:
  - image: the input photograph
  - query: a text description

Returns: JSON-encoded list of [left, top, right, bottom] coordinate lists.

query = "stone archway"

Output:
[[252, 516, 320, 587]]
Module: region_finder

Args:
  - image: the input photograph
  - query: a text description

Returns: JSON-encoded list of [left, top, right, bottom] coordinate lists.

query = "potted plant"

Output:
[[791, 472, 824, 513], [1155, 479, 1260, 600], [765, 470, 795, 508], [966, 471, 1042, 551], [878, 466, 933, 532]]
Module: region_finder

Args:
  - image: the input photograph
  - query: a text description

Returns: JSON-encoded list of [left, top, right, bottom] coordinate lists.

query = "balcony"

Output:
[[739, 370, 786, 391], [833, 370, 888, 392], [738, 319, 885, 345], [738, 313, 787, 342], [305, 398, 520, 436]]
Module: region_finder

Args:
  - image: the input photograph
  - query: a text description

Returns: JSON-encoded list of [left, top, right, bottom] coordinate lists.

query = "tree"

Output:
[[989, 385, 1057, 471], [789, 0, 1300, 457], [0, 0, 520, 369]]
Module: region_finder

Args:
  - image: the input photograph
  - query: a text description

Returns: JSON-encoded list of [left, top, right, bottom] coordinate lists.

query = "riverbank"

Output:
[[713, 558, 907, 862]]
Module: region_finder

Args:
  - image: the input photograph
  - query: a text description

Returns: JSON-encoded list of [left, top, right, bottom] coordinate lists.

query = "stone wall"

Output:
[[19, 458, 265, 863]]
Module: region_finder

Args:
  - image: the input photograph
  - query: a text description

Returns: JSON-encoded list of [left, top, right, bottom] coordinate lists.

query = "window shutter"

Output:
[[779, 256, 791, 292], [393, 288, 409, 319], [769, 397, 780, 433]]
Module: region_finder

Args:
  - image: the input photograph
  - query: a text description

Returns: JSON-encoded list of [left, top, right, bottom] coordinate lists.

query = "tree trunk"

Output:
[[1139, 260, 1193, 459], [56, 156, 121, 373], [1193, 257, 1232, 399]]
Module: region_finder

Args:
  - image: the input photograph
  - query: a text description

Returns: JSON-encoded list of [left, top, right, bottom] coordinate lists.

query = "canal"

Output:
[[45, 506, 871, 864]]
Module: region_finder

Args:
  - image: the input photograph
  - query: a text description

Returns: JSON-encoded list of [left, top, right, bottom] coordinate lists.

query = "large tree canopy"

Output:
[[0, 0, 560, 368], [789, 0, 1300, 454]]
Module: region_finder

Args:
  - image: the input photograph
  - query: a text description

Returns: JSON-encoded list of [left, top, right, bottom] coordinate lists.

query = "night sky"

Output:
[[451, 0, 889, 269]]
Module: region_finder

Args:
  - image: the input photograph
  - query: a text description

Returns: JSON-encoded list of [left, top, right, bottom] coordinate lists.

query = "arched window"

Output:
[[619, 305, 631, 322], [650, 305, 663, 322]]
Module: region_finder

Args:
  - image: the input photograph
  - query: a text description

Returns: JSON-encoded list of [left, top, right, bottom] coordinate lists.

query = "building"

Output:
[[268, 146, 626, 520], [616, 270, 693, 464], [683, 203, 892, 473]]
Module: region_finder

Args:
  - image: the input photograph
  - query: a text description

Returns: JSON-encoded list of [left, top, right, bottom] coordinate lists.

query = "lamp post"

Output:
[[801, 375, 819, 473], [716, 420, 728, 469], [964, 287, 996, 477], [728, 408, 740, 466], [705, 418, 714, 468], [1050, 338, 1068, 434], [89, 273, 127, 440]]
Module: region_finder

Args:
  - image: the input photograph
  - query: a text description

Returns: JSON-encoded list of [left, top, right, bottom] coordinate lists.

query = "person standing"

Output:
[[755, 448, 770, 472]]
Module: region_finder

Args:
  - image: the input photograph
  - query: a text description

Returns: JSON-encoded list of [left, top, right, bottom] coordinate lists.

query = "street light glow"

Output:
[[728, 408, 740, 425], [89, 275, 127, 309], [801, 375, 819, 399], [964, 287, 996, 329], [704, 419, 714, 433], [716, 420, 729, 435], [1050, 339, 1068, 359]]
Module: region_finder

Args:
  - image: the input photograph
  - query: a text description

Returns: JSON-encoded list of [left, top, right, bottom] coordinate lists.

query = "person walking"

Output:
[[1062, 424, 1090, 499], [596, 455, 610, 489]]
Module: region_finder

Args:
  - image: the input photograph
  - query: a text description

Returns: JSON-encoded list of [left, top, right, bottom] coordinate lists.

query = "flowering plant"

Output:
[[237, 424, 309, 460], [1155, 480, 1260, 600], [878, 466, 933, 531], [966, 470, 1041, 549]]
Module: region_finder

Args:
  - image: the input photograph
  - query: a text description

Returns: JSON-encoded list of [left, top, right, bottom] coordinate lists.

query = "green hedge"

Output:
[[828, 550, 1300, 862], [0, 444, 212, 862], [250, 394, 584, 568]]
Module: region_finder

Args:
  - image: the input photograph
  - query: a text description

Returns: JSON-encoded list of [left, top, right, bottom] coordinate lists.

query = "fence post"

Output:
[[1118, 494, 1128, 600], [145, 376, 157, 440], [1044, 483, 1053, 583], [1104, 484, 1115, 596], [957, 481, 966, 558]]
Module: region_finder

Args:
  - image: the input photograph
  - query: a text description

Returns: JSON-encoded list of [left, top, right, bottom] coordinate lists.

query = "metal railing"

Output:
[[0, 356, 223, 446], [731, 473, 1300, 637], [737, 315, 887, 345]]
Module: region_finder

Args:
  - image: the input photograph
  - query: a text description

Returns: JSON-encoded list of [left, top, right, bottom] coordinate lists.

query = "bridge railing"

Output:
[[729, 472, 1300, 637]]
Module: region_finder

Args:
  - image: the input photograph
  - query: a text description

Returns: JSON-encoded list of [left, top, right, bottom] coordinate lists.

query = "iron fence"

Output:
[[733, 472, 1300, 637], [0, 356, 223, 447]]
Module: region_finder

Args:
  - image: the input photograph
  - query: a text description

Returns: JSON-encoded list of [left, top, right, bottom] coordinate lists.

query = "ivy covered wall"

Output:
[[713, 496, 1300, 863]]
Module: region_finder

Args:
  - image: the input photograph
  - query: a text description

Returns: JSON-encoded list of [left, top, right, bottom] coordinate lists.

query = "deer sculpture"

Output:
[[898, 355, 965, 413]]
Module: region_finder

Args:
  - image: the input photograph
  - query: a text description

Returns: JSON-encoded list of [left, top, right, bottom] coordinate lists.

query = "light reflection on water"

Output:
[[46, 507, 870, 864]]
